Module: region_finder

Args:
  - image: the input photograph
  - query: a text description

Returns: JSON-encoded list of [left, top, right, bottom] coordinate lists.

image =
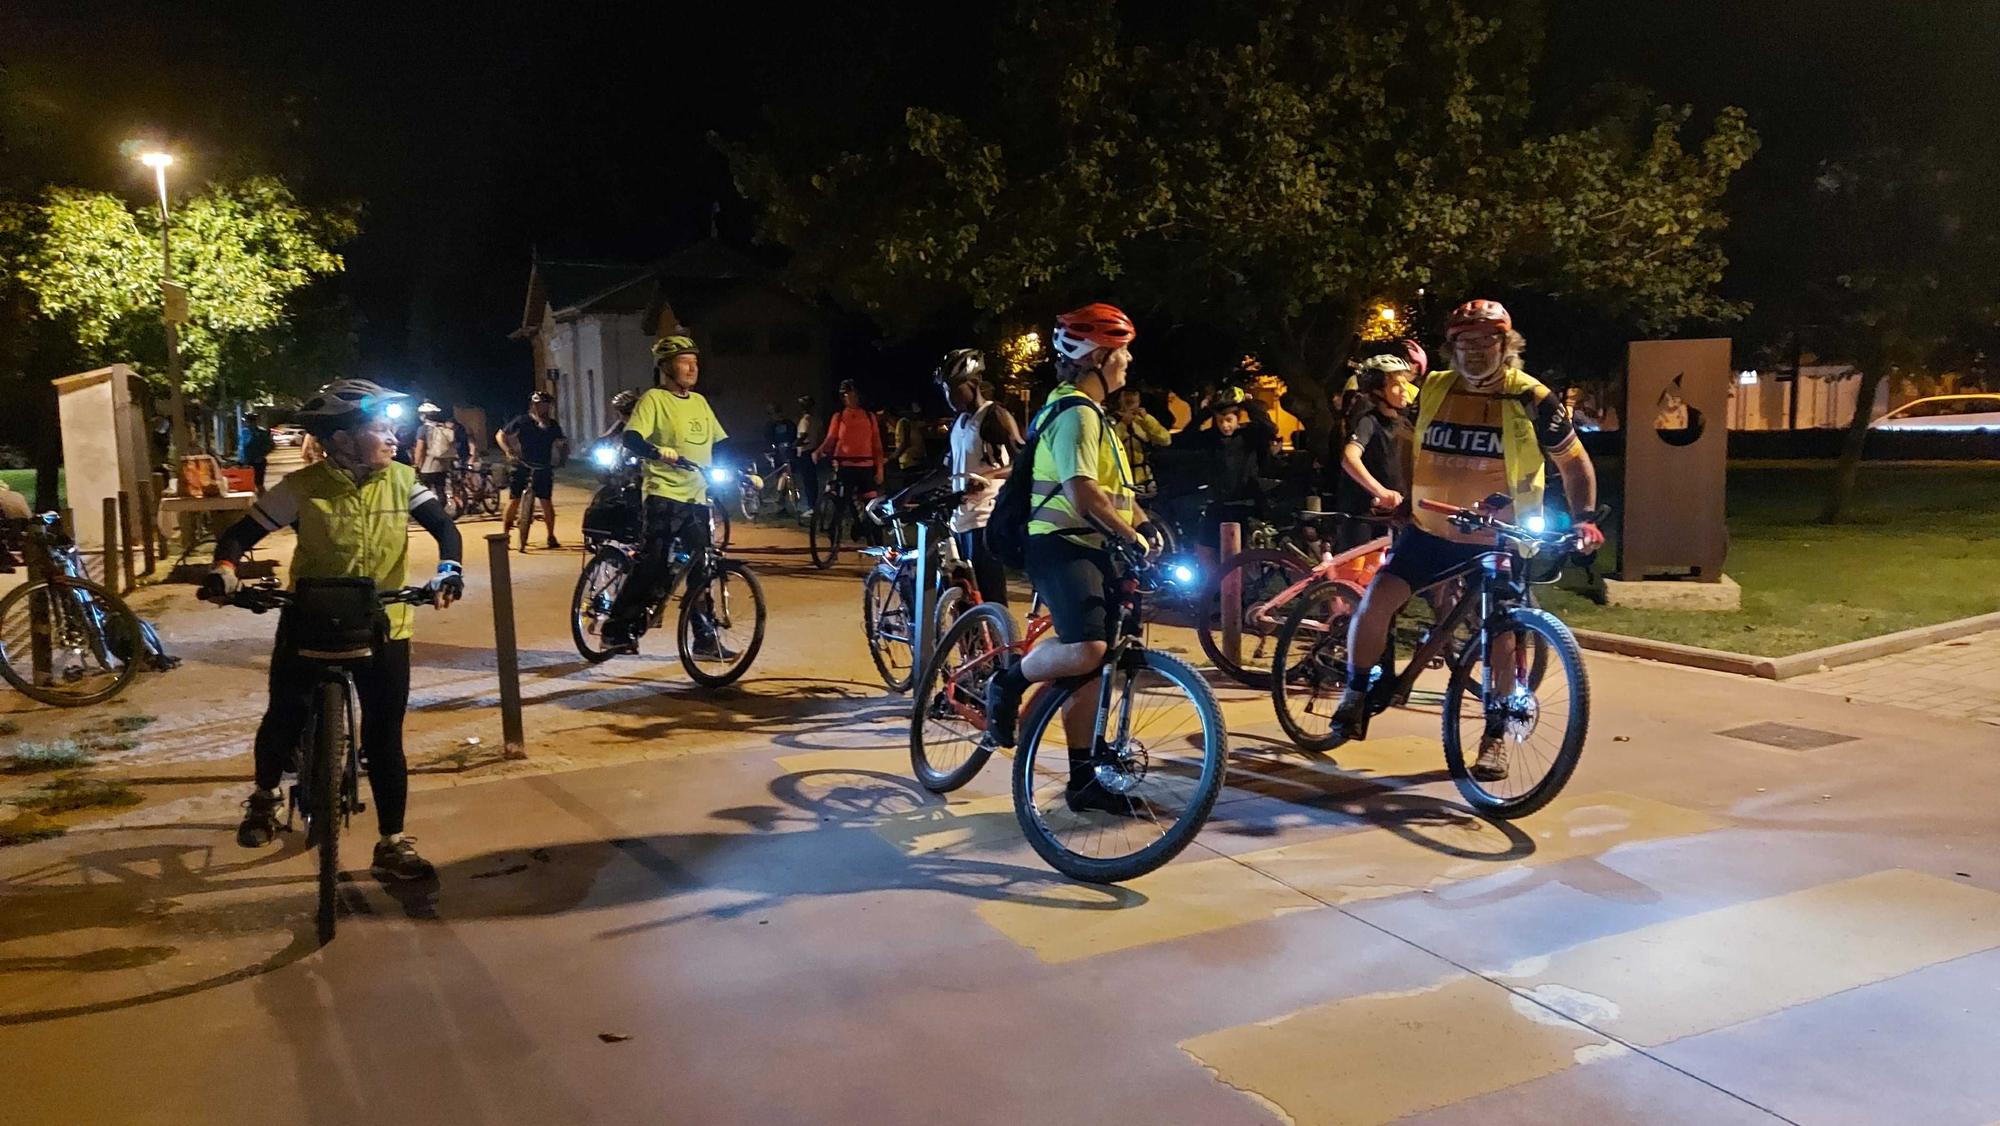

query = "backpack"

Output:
[[985, 394, 1105, 568]]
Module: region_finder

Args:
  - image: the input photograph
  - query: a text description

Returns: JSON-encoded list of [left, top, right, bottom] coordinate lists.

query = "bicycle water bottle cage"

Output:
[[288, 578, 384, 661]]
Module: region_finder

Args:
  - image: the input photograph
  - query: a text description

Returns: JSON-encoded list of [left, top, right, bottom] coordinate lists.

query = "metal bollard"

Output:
[[102, 496, 121, 592], [1219, 521, 1243, 665], [136, 482, 158, 575], [117, 491, 137, 592], [486, 533, 527, 759]]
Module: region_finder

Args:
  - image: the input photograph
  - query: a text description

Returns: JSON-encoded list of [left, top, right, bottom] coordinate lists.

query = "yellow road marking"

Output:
[[1182, 869, 2000, 1125], [774, 748, 911, 775], [976, 791, 1720, 964]]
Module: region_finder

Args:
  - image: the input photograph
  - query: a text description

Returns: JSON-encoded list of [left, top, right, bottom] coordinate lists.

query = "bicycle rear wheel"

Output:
[[863, 569, 916, 692], [910, 602, 1017, 792], [0, 576, 144, 707], [809, 498, 844, 569], [1442, 607, 1589, 818], [1269, 579, 1362, 751], [311, 680, 345, 944], [679, 559, 766, 687], [1195, 549, 1312, 689], [571, 547, 631, 662], [1012, 649, 1227, 883]]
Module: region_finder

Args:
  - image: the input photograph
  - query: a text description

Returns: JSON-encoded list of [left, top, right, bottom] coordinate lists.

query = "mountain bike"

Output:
[[1196, 512, 1390, 687], [1267, 496, 1589, 817], [858, 480, 978, 692], [809, 472, 877, 570], [449, 457, 502, 520], [570, 465, 767, 686], [213, 579, 436, 943], [910, 541, 1220, 883], [0, 513, 176, 707]]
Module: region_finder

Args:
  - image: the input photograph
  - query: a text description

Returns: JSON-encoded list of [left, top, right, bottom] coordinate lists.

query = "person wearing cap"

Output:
[[413, 401, 458, 507], [199, 378, 465, 882], [498, 390, 569, 551], [1329, 300, 1603, 780]]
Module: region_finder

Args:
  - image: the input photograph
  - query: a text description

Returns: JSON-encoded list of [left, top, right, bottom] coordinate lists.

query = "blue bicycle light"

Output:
[[1524, 513, 1547, 534], [708, 466, 730, 485], [591, 445, 619, 469], [1172, 563, 1196, 585]]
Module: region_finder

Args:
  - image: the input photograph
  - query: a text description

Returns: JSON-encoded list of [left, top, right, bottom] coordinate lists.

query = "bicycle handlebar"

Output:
[[1415, 498, 1597, 555], [210, 583, 438, 613]]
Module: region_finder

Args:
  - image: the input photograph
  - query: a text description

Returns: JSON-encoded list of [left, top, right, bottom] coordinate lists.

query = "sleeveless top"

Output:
[[948, 401, 1009, 533]]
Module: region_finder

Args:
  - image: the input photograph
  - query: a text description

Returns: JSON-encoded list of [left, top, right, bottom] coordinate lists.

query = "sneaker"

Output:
[[1471, 734, 1509, 781], [545, 537, 562, 550], [1064, 778, 1147, 818], [689, 634, 738, 661], [236, 791, 285, 848], [983, 672, 1024, 748], [371, 836, 437, 882], [1327, 686, 1369, 744]]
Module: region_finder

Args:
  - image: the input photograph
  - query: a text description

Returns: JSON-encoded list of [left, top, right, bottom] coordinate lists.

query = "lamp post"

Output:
[[138, 151, 190, 461]]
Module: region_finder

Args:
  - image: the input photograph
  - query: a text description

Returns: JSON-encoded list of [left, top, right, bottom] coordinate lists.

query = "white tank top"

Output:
[[948, 401, 1009, 532]]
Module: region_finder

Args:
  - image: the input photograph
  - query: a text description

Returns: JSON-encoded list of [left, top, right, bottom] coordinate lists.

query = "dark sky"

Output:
[[4, 1, 1995, 397]]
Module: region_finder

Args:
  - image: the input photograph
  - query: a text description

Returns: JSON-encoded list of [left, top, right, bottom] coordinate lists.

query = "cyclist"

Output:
[[599, 388, 640, 441], [599, 335, 732, 657], [814, 378, 886, 542], [498, 390, 568, 551], [983, 303, 1151, 815], [1329, 300, 1603, 779], [936, 349, 1022, 605], [1331, 353, 1417, 551], [199, 378, 465, 882], [1112, 388, 1171, 499], [793, 395, 820, 515], [413, 401, 457, 503]]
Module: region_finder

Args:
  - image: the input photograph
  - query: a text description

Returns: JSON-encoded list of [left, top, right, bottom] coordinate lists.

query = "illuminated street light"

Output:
[[136, 149, 190, 461], [1377, 305, 1398, 323]]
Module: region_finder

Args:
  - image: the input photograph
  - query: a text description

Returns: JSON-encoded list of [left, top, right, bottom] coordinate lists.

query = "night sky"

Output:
[[4, 1, 1995, 399]]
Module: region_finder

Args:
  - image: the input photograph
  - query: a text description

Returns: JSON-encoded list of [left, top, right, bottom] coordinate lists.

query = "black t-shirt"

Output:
[[766, 417, 799, 449], [504, 414, 566, 466], [1335, 410, 1412, 515]]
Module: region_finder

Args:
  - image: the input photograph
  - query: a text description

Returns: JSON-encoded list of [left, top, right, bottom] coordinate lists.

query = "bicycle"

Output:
[[809, 473, 876, 570], [0, 513, 176, 707], [1267, 495, 1589, 818], [1197, 511, 1391, 688], [449, 457, 502, 520], [910, 540, 1222, 883], [857, 479, 978, 692], [570, 461, 767, 687], [211, 579, 436, 943]]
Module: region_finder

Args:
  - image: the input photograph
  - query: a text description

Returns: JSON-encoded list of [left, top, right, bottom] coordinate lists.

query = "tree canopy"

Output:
[[725, 0, 1757, 392]]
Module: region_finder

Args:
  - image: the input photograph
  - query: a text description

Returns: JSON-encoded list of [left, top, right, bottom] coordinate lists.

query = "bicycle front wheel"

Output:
[[710, 501, 732, 549], [311, 679, 345, 944], [910, 602, 1016, 792], [1196, 549, 1312, 689], [863, 569, 916, 692], [1012, 648, 1227, 883], [809, 500, 844, 569], [679, 560, 767, 687], [1442, 607, 1589, 818], [571, 548, 631, 662], [0, 576, 144, 707], [1269, 579, 1362, 752]]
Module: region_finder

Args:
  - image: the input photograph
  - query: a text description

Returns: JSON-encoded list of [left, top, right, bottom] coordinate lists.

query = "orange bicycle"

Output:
[[907, 591, 1054, 792]]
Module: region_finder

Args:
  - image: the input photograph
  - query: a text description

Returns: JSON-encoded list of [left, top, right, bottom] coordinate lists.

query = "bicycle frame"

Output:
[[1379, 548, 1534, 710]]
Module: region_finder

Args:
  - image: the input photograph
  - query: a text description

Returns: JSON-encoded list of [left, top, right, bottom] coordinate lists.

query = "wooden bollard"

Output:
[[1220, 521, 1243, 665], [117, 491, 137, 592], [136, 481, 158, 575], [101, 496, 121, 592], [486, 533, 527, 760]]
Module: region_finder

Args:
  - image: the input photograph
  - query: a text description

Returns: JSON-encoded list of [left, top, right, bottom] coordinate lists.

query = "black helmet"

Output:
[[934, 348, 986, 386], [838, 379, 858, 395]]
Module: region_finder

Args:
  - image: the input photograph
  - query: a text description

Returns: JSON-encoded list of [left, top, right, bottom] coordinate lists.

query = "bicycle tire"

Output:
[[312, 679, 344, 944], [1011, 648, 1227, 883], [1269, 579, 1363, 752], [863, 568, 915, 692], [809, 498, 844, 569], [739, 488, 760, 522], [1195, 549, 1313, 689], [1441, 607, 1589, 818], [678, 560, 766, 687], [0, 576, 144, 707], [571, 548, 630, 662], [710, 501, 732, 549], [909, 601, 1017, 792], [481, 476, 501, 516]]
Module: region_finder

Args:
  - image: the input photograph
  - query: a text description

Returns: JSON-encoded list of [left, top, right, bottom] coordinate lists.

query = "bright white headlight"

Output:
[[708, 467, 730, 484], [1524, 514, 1548, 534], [592, 446, 618, 468]]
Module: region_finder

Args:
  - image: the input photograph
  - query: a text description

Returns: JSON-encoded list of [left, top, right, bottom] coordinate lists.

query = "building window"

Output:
[[711, 328, 754, 355], [770, 325, 813, 355]]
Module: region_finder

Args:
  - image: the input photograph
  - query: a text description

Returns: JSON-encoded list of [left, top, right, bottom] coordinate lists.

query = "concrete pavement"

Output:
[[1, 487, 1998, 1125]]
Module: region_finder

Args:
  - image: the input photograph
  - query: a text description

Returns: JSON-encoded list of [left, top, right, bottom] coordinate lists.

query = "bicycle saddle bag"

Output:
[[286, 577, 384, 659]]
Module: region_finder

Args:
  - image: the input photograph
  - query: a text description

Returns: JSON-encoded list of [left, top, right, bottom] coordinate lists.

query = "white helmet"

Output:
[[296, 378, 410, 438]]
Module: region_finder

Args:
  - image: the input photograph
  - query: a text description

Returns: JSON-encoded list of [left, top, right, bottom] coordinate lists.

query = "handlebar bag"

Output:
[[285, 577, 386, 659]]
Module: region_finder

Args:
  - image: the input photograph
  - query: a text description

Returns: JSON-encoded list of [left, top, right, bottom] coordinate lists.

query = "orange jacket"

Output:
[[814, 407, 885, 470]]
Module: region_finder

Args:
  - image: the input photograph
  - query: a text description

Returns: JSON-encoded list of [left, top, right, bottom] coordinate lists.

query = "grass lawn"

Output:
[[0, 468, 63, 510], [1539, 461, 2000, 656]]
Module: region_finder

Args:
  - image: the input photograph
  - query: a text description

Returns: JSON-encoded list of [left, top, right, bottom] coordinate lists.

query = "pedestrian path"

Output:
[[1791, 627, 2000, 726]]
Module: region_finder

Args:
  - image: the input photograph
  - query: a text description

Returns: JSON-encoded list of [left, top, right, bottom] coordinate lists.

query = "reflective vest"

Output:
[[1411, 367, 1549, 520], [1026, 386, 1137, 542]]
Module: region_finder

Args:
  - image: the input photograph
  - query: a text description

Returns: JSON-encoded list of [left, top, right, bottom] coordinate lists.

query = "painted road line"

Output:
[[1181, 868, 2000, 1126], [1182, 975, 1613, 1126], [978, 791, 1721, 964], [1495, 868, 2000, 1046], [774, 748, 913, 775]]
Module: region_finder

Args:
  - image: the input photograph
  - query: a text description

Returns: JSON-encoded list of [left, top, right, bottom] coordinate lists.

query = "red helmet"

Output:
[[1051, 303, 1137, 362], [1445, 299, 1512, 342], [1397, 338, 1429, 378]]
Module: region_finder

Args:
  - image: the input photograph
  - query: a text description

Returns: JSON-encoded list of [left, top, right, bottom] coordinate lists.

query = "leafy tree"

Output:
[[725, 0, 1756, 422]]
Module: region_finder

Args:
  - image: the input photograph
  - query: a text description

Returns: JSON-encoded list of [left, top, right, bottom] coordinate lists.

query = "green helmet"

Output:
[[652, 335, 698, 362]]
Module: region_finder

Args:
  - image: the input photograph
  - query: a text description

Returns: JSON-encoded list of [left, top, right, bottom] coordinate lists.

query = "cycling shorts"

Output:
[[1025, 533, 1115, 644], [508, 464, 554, 500], [1380, 527, 1492, 592]]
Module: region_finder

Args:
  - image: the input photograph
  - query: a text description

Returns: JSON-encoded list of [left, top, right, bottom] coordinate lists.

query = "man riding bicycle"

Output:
[[937, 348, 1022, 606], [1330, 300, 1604, 779], [499, 390, 568, 552], [599, 334, 732, 657], [200, 378, 465, 881], [983, 302, 1153, 815]]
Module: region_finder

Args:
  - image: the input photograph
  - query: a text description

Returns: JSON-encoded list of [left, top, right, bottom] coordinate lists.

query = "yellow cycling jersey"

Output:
[[1410, 367, 1581, 544]]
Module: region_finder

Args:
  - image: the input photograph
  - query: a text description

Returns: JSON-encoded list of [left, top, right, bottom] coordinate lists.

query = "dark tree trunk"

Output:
[[1819, 367, 1886, 523]]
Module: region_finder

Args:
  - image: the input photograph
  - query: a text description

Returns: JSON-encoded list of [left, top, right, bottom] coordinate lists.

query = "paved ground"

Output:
[[2, 463, 1998, 1125], [1792, 629, 2000, 727]]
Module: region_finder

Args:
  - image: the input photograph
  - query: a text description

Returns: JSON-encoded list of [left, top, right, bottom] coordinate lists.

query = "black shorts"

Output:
[[509, 464, 554, 500], [1380, 527, 1491, 592], [1025, 533, 1115, 644]]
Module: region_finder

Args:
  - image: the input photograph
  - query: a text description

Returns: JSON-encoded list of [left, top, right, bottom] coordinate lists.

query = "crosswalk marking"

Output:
[[1181, 868, 2000, 1125], [976, 791, 1721, 964]]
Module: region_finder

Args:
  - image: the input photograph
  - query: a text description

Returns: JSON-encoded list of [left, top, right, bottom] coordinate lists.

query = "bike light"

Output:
[[1172, 563, 1196, 585], [592, 446, 619, 469], [708, 466, 730, 485], [1524, 514, 1547, 534], [384, 402, 406, 420]]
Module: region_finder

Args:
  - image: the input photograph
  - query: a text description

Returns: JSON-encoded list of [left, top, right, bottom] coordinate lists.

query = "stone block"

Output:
[[1602, 574, 1741, 611]]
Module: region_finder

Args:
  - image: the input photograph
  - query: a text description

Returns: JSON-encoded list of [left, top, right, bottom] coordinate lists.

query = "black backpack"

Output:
[[985, 394, 1104, 568]]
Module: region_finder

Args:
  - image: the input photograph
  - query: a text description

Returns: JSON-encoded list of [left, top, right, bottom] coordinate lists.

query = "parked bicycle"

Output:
[[910, 540, 1220, 883], [0, 513, 177, 707], [570, 459, 767, 687], [857, 479, 979, 692], [448, 457, 503, 520], [210, 579, 435, 942], [809, 475, 877, 570], [1268, 495, 1589, 817], [1196, 511, 1389, 687]]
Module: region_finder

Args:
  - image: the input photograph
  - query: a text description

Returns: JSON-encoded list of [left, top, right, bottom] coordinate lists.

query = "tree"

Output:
[[11, 176, 358, 402], [724, 0, 1756, 419]]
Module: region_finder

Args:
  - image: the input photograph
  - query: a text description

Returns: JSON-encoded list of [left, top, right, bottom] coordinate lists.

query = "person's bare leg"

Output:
[[539, 497, 558, 545], [1061, 675, 1102, 751], [1344, 573, 1412, 681], [502, 495, 525, 549]]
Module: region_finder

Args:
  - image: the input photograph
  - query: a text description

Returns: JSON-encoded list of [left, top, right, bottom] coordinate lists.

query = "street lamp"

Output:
[[138, 150, 190, 462]]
